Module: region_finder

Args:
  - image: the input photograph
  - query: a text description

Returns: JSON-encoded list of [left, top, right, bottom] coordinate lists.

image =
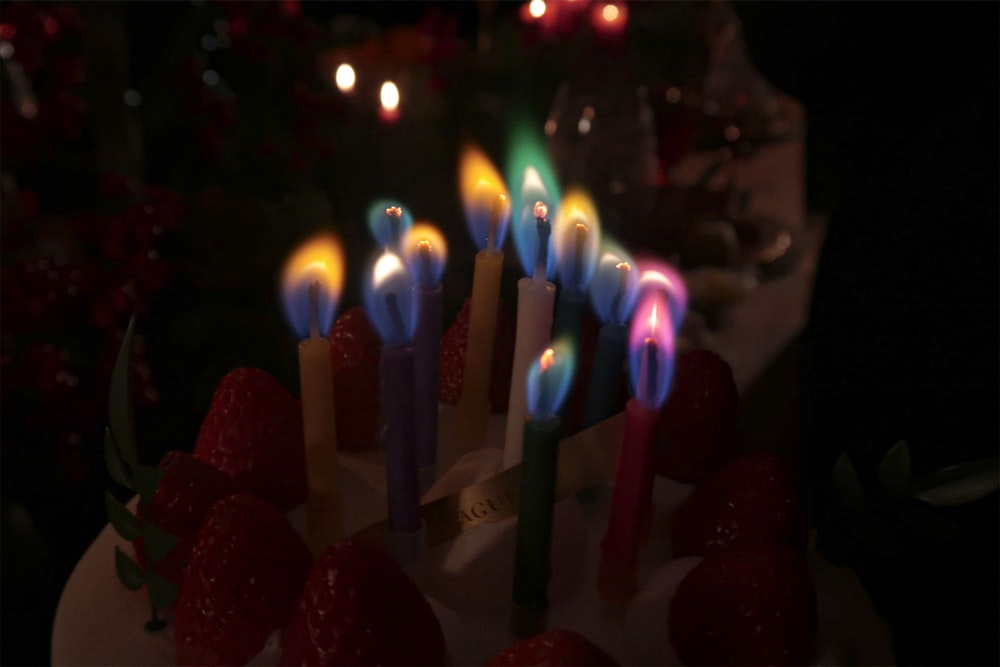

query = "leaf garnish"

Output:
[[913, 457, 1000, 507], [831, 452, 865, 510], [878, 439, 912, 500], [104, 313, 179, 632]]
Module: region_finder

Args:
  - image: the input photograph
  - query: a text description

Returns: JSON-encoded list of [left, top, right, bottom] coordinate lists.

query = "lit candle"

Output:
[[281, 234, 345, 554], [601, 292, 675, 575], [551, 187, 601, 346], [379, 80, 400, 123], [367, 199, 413, 253], [401, 223, 448, 493], [455, 144, 511, 444], [364, 251, 422, 562], [512, 339, 576, 635], [583, 243, 639, 428], [636, 257, 687, 334], [503, 130, 562, 468]]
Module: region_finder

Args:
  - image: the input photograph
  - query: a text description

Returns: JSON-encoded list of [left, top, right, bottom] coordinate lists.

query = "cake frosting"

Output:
[[52, 406, 893, 665]]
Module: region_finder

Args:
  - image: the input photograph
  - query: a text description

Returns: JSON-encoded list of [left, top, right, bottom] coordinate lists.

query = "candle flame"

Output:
[[590, 242, 639, 325], [335, 63, 355, 93], [525, 337, 576, 420], [553, 187, 601, 292], [364, 251, 416, 345], [367, 199, 413, 250], [628, 292, 675, 409], [636, 257, 687, 332], [401, 222, 448, 285], [281, 233, 345, 339], [507, 121, 561, 279], [459, 143, 511, 251]]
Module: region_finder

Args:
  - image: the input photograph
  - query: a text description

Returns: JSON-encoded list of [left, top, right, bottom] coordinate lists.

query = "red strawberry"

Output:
[[438, 297, 516, 413], [671, 450, 807, 558], [132, 450, 239, 588], [655, 349, 741, 483], [328, 306, 380, 452], [174, 493, 313, 666], [193, 367, 306, 510], [489, 629, 619, 666], [669, 542, 817, 665], [280, 538, 445, 666]]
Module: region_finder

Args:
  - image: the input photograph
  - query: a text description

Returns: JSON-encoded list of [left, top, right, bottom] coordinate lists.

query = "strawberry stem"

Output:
[[144, 604, 166, 633]]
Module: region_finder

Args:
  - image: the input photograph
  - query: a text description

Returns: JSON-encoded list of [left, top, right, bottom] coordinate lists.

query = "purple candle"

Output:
[[401, 224, 448, 493], [364, 251, 422, 558]]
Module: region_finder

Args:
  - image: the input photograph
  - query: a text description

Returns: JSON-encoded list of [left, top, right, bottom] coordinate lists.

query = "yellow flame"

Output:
[[555, 187, 600, 237], [459, 143, 510, 225], [282, 233, 344, 297], [540, 347, 556, 372], [401, 222, 449, 268]]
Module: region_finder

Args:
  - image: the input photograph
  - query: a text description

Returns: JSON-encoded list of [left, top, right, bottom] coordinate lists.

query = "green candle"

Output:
[[511, 341, 575, 633]]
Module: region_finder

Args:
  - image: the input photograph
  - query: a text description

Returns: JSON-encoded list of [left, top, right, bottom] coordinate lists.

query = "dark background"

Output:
[[2, 2, 997, 664]]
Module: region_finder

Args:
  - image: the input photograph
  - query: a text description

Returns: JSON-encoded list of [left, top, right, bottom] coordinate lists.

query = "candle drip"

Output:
[[533, 202, 551, 281], [308, 281, 321, 338], [386, 207, 403, 248], [386, 292, 406, 344], [487, 195, 506, 252], [608, 262, 632, 325]]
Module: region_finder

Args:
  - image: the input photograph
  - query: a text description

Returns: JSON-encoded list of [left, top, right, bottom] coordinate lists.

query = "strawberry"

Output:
[[328, 305, 381, 452], [655, 348, 741, 483], [174, 493, 313, 666], [193, 367, 306, 510], [280, 538, 445, 666], [132, 450, 239, 588], [668, 542, 817, 665], [488, 629, 619, 666], [438, 297, 517, 413], [671, 450, 807, 558]]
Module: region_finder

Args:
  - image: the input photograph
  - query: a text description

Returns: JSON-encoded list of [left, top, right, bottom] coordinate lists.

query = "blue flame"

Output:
[[627, 293, 675, 409], [589, 241, 639, 325], [363, 251, 417, 345], [367, 199, 413, 250], [525, 337, 576, 419]]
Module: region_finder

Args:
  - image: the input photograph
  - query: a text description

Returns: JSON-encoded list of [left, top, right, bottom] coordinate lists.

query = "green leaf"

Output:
[[108, 315, 139, 470], [104, 427, 133, 491], [146, 570, 179, 611], [114, 546, 145, 591], [142, 522, 179, 565], [878, 440, 912, 499], [831, 452, 866, 510], [105, 491, 141, 542], [913, 457, 1000, 507], [134, 464, 163, 506]]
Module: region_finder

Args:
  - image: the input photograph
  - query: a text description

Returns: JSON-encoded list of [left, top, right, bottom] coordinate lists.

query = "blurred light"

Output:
[[578, 118, 592, 135], [380, 80, 400, 111], [529, 0, 546, 19], [202, 69, 220, 86], [0, 40, 14, 60], [335, 63, 356, 94], [123, 90, 142, 107]]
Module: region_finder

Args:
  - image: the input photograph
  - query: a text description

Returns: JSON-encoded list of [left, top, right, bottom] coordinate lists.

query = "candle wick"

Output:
[[386, 207, 402, 248], [308, 281, 321, 338], [418, 241, 433, 285], [487, 195, 505, 252], [534, 212, 551, 281], [643, 337, 658, 403], [386, 291, 406, 343]]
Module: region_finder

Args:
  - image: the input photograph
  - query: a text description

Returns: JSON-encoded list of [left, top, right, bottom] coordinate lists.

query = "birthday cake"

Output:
[[51, 305, 893, 665]]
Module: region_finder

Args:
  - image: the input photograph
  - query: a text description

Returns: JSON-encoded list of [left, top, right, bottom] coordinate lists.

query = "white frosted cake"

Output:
[[52, 406, 892, 666]]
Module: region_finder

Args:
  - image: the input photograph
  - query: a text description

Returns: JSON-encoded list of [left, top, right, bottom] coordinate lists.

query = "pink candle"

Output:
[[602, 293, 676, 567]]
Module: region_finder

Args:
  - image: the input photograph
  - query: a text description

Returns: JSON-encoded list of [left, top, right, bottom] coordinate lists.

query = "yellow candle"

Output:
[[282, 235, 345, 555]]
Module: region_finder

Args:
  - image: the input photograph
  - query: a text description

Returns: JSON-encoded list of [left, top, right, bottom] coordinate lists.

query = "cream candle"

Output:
[[281, 234, 345, 555], [455, 144, 511, 444]]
